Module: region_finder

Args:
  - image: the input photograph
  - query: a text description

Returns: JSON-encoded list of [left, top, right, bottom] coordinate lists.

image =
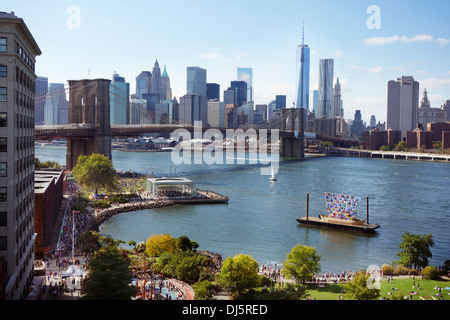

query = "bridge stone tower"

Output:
[[66, 79, 112, 171], [280, 108, 305, 158]]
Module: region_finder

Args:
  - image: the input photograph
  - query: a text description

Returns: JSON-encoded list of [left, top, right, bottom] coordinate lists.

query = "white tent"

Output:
[[62, 265, 83, 278]]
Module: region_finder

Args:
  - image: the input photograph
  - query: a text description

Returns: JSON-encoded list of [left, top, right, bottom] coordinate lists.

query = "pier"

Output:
[[324, 148, 450, 162], [297, 193, 380, 234], [297, 216, 380, 233]]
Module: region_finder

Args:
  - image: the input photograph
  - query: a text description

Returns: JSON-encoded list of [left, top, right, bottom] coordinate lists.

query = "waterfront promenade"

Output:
[[325, 147, 450, 162]]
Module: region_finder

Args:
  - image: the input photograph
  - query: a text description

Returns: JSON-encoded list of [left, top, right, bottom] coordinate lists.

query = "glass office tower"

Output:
[[295, 43, 310, 110], [187, 66, 207, 97], [237, 67, 253, 102]]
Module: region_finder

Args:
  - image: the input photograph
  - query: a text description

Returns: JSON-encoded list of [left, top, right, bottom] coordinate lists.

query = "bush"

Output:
[[421, 266, 439, 280], [193, 280, 214, 300], [381, 264, 395, 275], [92, 199, 111, 209], [394, 265, 410, 275]]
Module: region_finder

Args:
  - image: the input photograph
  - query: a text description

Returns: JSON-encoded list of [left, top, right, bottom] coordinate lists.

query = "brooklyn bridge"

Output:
[[34, 78, 359, 170]]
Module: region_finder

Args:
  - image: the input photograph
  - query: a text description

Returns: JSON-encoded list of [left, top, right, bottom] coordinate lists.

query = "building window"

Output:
[[0, 88, 6, 102], [0, 187, 6, 202], [0, 138, 5, 152], [0, 163, 6, 177], [0, 65, 6, 77], [0, 236, 6, 251], [0, 38, 6, 53], [0, 113, 6, 127], [0, 212, 6, 227]]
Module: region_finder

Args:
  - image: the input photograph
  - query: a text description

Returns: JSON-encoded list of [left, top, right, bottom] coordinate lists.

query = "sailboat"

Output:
[[269, 165, 277, 181]]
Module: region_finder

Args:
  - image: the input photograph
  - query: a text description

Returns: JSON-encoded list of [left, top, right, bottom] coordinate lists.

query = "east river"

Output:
[[36, 145, 450, 273]]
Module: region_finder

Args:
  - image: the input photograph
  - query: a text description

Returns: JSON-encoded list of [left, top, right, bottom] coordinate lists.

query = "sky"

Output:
[[3, 0, 450, 124]]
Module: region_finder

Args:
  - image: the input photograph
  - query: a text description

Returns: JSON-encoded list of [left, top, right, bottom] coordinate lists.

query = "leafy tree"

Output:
[[77, 230, 101, 254], [81, 244, 136, 300], [397, 232, 434, 269], [421, 266, 439, 280], [217, 253, 260, 297], [72, 153, 118, 195], [177, 235, 199, 251], [35, 158, 62, 169], [281, 244, 321, 283], [343, 272, 380, 300], [394, 141, 408, 152], [193, 280, 214, 300], [145, 234, 178, 257]]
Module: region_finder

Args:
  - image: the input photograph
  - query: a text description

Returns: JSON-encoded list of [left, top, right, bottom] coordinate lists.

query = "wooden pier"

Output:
[[297, 216, 380, 233], [297, 193, 380, 234]]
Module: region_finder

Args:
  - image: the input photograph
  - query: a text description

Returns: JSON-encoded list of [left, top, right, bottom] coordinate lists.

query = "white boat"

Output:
[[269, 165, 277, 181]]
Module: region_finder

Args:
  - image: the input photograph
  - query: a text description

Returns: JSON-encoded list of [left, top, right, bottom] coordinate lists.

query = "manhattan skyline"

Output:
[[2, 0, 450, 124]]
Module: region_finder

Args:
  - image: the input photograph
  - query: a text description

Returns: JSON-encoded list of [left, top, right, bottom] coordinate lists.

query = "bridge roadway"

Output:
[[35, 124, 360, 147], [35, 124, 294, 138]]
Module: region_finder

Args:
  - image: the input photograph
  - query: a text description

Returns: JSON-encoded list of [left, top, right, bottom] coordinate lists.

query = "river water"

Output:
[[36, 145, 450, 272]]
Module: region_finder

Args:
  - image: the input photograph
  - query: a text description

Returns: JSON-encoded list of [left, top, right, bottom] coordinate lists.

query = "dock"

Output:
[[297, 216, 380, 233], [297, 192, 380, 234]]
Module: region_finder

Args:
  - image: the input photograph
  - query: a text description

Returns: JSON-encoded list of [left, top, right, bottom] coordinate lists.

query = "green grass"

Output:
[[305, 277, 450, 300]]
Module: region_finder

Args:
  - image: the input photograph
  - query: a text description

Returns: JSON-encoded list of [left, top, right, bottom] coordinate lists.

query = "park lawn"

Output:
[[305, 277, 450, 300]]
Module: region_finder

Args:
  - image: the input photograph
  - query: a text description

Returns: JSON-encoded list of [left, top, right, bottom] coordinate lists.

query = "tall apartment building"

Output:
[[386, 76, 419, 140], [317, 59, 334, 118], [0, 11, 41, 300]]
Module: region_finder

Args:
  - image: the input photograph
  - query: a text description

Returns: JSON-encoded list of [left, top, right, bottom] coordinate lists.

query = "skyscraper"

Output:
[[44, 83, 68, 125], [110, 72, 130, 124], [35, 76, 48, 125], [387, 76, 419, 139], [0, 11, 41, 300], [237, 67, 253, 102], [317, 59, 334, 118], [207, 83, 220, 100], [333, 78, 342, 118], [187, 66, 207, 97], [295, 24, 310, 110], [230, 81, 247, 107], [135, 61, 172, 102]]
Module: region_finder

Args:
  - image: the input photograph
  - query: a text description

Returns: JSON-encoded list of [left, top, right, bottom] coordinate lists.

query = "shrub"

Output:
[[421, 266, 439, 280], [193, 280, 214, 300], [92, 199, 111, 209], [381, 263, 395, 275], [394, 264, 409, 275]]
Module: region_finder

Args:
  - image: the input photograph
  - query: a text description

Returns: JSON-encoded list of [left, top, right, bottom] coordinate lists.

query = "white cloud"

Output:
[[334, 49, 343, 58], [349, 65, 360, 70], [369, 66, 383, 74], [387, 66, 405, 72], [364, 34, 433, 45], [420, 78, 450, 90], [436, 38, 450, 47], [415, 70, 428, 75]]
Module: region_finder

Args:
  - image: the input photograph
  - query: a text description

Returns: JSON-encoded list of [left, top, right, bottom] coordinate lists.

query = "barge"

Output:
[[297, 192, 380, 233]]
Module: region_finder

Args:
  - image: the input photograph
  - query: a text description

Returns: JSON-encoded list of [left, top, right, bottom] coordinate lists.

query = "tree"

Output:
[[177, 235, 199, 251], [281, 244, 321, 283], [72, 153, 118, 195], [397, 232, 434, 270], [343, 272, 380, 300], [217, 254, 260, 297], [145, 234, 178, 257], [77, 230, 101, 254], [81, 244, 136, 300]]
